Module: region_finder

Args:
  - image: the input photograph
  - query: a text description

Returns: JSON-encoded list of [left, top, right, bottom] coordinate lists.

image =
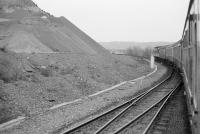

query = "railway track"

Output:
[[61, 69, 182, 134], [143, 85, 191, 134]]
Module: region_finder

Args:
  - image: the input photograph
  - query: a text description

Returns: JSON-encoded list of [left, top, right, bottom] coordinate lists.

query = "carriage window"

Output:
[[182, 30, 190, 47]]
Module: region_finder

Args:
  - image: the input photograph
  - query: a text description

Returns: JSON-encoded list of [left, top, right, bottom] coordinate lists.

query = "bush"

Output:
[[77, 78, 91, 96], [127, 46, 143, 57], [0, 52, 22, 82], [127, 47, 152, 59], [143, 47, 152, 59], [40, 67, 53, 77], [60, 66, 78, 75]]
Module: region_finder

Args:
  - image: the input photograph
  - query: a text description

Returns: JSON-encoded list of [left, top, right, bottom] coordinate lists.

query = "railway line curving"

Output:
[[61, 69, 183, 134], [50, 64, 158, 110]]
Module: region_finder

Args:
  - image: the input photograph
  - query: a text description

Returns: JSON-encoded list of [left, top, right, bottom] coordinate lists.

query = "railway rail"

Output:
[[61, 70, 181, 134], [143, 85, 191, 134], [59, 71, 181, 134], [60, 68, 183, 134]]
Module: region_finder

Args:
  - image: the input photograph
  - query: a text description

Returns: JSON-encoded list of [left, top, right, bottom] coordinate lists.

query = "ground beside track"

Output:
[[149, 85, 191, 134], [0, 63, 167, 134]]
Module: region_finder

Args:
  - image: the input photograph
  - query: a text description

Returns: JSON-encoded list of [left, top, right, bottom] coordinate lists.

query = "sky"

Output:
[[33, 0, 190, 42]]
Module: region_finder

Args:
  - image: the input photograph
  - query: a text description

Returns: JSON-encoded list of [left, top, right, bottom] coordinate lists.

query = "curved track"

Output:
[[61, 69, 182, 134]]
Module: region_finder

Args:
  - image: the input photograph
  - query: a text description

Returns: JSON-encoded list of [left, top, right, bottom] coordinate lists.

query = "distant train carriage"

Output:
[[158, 47, 166, 59], [173, 43, 182, 68], [166, 47, 173, 62]]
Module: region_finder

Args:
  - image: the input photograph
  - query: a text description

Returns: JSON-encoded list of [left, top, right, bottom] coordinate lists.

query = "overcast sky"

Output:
[[33, 0, 189, 42]]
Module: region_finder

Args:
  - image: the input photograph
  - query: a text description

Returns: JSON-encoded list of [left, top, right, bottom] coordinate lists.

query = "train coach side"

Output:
[[181, 1, 200, 133], [154, 0, 199, 133], [157, 47, 166, 59], [173, 44, 182, 68], [153, 41, 196, 133], [166, 47, 173, 62]]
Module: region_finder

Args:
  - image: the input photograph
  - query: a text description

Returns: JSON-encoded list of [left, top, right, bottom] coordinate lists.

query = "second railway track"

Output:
[[62, 69, 182, 134]]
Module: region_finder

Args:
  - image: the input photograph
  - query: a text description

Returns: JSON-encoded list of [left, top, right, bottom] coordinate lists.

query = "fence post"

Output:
[[150, 55, 155, 69]]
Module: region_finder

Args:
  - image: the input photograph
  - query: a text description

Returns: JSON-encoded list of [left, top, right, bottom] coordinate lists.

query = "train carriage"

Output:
[[166, 47, 173, 62], [173, 43, 182, 68], [157, 47, 166, 59], [153, 0, 200, 133]]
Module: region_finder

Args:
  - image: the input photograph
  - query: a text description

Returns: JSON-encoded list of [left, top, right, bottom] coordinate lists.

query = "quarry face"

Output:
[[0, 0, 152, 133]]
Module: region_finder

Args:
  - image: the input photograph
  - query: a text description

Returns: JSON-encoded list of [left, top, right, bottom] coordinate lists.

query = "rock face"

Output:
[[0, 0, 109, 55], [0, 1, 152, 123], [7, 31, 53, 53], [0, 0, 37, 8]]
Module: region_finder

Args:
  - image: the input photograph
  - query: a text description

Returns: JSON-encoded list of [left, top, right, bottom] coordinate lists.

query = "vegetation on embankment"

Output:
[[126, 46, 152, 60]]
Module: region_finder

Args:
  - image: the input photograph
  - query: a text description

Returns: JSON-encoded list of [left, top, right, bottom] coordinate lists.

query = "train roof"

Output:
[[154, 40, 181, 49]]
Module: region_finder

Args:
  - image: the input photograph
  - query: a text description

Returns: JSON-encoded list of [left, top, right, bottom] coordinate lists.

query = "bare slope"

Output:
[[0, 0, 152, 119], [0, 0, 109, 55], [0, 0, 36, 8]]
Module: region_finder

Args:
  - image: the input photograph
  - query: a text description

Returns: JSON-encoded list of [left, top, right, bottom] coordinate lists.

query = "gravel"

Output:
[[0, 63, 166, 134]]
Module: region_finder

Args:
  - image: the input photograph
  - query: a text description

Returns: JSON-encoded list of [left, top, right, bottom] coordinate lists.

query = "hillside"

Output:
[[0, 0, 152, 121], [0, 0, 109, 55], [100, 41, 172, 50]]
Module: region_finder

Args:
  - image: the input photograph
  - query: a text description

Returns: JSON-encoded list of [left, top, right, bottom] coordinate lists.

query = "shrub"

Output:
[[60, 66, 77, 75], [0, 52, 22, 82], [127, 47, 152, 59], [127, 46, 143, 57], [74, 75, 91, 96], [143, 47, 152, 59], [40, 67, 53, 77]]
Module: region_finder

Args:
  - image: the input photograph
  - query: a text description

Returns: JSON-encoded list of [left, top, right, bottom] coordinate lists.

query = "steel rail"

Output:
[[62, 70, 172, 134], [94, 72, 174, 134], [112, 80, 181, 134], [142, 82, 181, 134], [62, 91, 144, 134]]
